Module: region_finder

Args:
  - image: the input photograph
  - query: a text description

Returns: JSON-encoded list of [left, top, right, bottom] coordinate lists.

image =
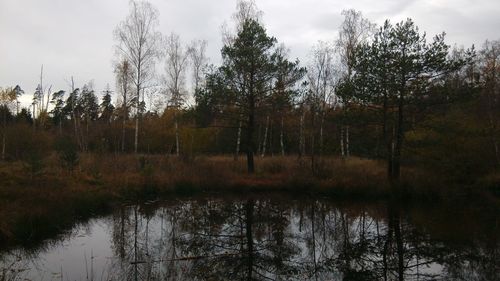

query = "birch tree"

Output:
[[114, 0, 161, 154], [480, 40, 500, 166], [164, 33, 189, 156], [188, 39, 208, 94], [0, 87, 20, 160], [336, 9, 375, 158], [115, 59, 135, 152], [307, 41, 336, 165]]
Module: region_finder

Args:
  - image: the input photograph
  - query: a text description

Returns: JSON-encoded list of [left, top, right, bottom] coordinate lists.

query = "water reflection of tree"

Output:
[[103, 197, 499, 281]]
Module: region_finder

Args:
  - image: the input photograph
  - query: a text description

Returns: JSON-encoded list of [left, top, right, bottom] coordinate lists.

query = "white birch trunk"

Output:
[[235, 118, 242, 160], [134, 115, 139, 154], [319, 113, 324, 156], [122, 117, 126, 152], [280, 116, 285, 156], [299, 112, 305, 157], [346, 125, 350, 158], [261, 115, 269, 157], [175, 114, 180, 156]]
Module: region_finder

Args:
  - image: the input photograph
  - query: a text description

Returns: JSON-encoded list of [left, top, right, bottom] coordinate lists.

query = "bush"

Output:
[[54, 137, 79, 171]]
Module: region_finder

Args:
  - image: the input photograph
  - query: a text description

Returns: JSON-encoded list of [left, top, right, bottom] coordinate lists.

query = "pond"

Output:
[[1, 194, 499, 280]]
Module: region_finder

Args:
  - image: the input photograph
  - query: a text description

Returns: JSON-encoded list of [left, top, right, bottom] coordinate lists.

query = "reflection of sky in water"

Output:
[[0, 198, 498, 280], [2, 220, 114, 280]]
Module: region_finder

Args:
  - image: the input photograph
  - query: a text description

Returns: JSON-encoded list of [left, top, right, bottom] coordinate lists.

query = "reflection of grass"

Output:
[[0, 154, 494, 250]]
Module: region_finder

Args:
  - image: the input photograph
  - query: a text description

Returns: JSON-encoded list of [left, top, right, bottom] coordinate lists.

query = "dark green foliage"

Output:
[[100, 89, 115, 123], [50, 90, 66, 126], [55, 137, 79, 171], [348, 19, 472, 180], [221, 18, 305, 173], [79, 86, 99, 122], [15, 108, 33, 124], [0, 105, 14, 124]]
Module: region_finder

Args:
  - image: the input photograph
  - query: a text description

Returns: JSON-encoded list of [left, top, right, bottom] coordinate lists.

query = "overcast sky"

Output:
[[1, 0, 499, 106]]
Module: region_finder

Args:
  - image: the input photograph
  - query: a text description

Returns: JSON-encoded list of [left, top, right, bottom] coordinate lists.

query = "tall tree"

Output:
[[479, 40, 500, 166], [269, 44, 305, 156], [350, 19, 468, 181], [100, 85, 115, 123], [188, 39, 208, 95], [115, 59, 135, 152], [0, 87, 20, 160], [114, 0, 161, 154], [164, 32, 189, 156], [221, 18, 279, 173], [50, 90, 66, 134], [307, 41, 336, 163], [336, 9, 375, 158]]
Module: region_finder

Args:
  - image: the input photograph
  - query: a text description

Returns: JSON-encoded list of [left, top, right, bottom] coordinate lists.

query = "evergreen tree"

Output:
[[221, 18, 279, 173], [348, 19, 470, 181], [100, 87, 115, 123]]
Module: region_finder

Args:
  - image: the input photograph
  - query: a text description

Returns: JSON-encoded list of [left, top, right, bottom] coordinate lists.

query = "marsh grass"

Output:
[[0, 153, 491, 249]]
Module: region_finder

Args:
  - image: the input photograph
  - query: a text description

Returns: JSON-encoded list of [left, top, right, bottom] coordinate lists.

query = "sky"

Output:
[[1, 0, 499, 107]]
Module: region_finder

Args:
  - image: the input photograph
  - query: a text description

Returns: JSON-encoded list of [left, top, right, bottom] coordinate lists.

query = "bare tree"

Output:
[[307, 41, 336, 163], [480, 40, 500, 165], [0, 86, 21, 160], [115, 59, 135, 152], [114, 0, 161, 154], [221, 0, 263, 46], [188, 39, 208, 95], [164, 33, 189, 156], [33, 65, 52, 127], [336, 9, 375, 158]]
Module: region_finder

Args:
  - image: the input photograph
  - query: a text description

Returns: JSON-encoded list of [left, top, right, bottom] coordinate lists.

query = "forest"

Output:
[[0, 0, 499, 266], [0, 1, 498, 184]]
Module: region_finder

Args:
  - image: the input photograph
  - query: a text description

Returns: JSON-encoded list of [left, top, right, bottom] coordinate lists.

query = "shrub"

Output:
[[54, 137, 79, 171]]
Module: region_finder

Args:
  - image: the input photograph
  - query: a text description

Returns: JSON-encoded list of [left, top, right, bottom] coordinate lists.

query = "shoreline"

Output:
[[0, 154, 498, 250]]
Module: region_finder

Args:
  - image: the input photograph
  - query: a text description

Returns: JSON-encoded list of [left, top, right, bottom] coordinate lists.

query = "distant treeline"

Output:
[[0, 1, 499, 183]]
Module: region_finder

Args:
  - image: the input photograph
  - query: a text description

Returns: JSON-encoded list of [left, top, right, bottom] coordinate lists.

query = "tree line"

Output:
[[1, 0, 499, 182]]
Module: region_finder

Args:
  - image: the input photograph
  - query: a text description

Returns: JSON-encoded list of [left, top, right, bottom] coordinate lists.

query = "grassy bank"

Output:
[[0, 154, 497, 249]]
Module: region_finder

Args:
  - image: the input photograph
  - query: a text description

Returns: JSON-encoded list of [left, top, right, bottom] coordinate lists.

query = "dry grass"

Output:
[[74, 154, 390, 192], [0, 153, 429, 248]]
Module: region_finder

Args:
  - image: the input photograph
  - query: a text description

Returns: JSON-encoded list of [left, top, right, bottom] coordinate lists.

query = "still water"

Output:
[[1, 195, 499, 280]]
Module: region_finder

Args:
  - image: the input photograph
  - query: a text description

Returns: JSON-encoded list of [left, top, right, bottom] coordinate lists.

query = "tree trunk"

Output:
[[246, 94, 255, 174], [487, 113, 500, 167], [134, 86, 140, 154], [134, 207, 138, 281], [122, 115, 126, 152], [1, 134, 5, 161], [134, 114, 139, 154], [382, 91, 393, 180], [299, 111, 305, 158], [270, 121, 274, 157], [256, 123, 262, 156], [319, 113, 324, 157], [393, 93, 404, 181], [310, 111, 316, 172], [245, 199, 254, 281], [2, 110, 5, 161], [174, 111, 179, 156], [311, 203, 318, 281], [261, 115, 269, 157], [235, 117, 242, 160], [340, 126, 345, 158], [392, 206, 405, 281], [346, 125, 350, 158], [280, 116, 285, 156]]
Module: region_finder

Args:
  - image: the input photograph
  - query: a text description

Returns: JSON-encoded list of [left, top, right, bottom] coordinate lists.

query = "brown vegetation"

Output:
[[0, 155, 395, 247]]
